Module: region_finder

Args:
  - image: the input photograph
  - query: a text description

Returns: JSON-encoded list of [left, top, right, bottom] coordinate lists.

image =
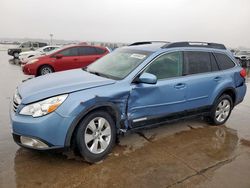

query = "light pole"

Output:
[[50, 34, 53, 45]]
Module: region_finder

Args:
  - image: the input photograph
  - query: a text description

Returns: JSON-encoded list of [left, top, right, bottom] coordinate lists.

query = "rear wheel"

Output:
[[209, 94, 233, 125], [76, 111, 116, 163], [38, 65, 54, 76], [13, 52, 19, 59]]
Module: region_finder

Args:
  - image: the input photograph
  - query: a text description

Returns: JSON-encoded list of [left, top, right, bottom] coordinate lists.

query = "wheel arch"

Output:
[[64, 102, 121, 148], [28, 55, 34, 58], [213, 87, 236, 106]]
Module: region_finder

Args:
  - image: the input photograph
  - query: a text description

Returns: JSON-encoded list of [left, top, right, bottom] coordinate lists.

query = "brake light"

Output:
[[240, 68, 247, 78]]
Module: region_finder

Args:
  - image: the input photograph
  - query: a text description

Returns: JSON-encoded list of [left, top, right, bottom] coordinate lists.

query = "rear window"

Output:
[[184, 51, 211, 75], [214, 53, 235, 70], [95, 47, 106, 54]]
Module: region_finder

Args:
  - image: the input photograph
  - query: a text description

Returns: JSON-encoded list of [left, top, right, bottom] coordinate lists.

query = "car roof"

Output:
[[61, 44, 105, 49]]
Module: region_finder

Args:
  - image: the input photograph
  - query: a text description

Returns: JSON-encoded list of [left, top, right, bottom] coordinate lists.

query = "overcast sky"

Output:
[[0, 0, 250, 48]]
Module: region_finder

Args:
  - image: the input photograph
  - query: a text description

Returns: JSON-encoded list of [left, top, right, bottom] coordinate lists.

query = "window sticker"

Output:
[[130, 54, 146, 59]]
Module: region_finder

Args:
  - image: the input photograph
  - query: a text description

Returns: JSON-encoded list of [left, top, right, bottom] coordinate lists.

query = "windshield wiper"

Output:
[[84, 68, 111, 79], [89, 71, 101, 76]]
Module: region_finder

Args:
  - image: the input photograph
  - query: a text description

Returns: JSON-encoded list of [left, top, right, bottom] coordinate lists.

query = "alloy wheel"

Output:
[[84, 117, 111, 154], [215, 99, 231, 123]]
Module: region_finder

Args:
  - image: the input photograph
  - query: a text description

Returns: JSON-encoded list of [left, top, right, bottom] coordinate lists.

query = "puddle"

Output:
[[10, 124, 240, 188]]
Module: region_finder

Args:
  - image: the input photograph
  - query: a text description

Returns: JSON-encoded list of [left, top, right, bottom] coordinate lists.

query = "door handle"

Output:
[[73, 58, 78, 61], [174, 83, 186, 89], [214, 76, 222, 82]]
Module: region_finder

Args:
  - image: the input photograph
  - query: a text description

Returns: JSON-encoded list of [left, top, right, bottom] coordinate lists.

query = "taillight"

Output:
[[240, 68, 247, 78]]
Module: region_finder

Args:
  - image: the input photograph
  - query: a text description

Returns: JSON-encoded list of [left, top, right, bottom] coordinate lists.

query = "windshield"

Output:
[[237, 51, 250, 56], [35, 47, 46, 52], [86, 49, 151, 80], [46, 47, 63, 55]]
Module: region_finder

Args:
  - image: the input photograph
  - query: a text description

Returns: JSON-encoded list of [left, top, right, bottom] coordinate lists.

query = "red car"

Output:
[[22, 45, 109, 76]]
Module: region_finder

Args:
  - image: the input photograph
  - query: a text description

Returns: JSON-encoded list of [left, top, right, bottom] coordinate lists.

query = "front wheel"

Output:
[[38, 65, 54, 76], [209, 94, 233, 125], [76, 111, 116, 163]]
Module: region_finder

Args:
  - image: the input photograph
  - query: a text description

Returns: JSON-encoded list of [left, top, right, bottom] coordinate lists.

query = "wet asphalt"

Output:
[[0, 50, 250, 188]]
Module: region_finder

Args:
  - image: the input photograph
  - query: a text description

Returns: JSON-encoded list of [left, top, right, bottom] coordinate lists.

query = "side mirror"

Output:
[[137, 72, 157, 84], [55, 54, 63, 59]]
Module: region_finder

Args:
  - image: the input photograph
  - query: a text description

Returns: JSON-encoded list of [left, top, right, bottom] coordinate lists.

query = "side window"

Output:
[[95, 47, 106, 54], [78, 47, 98, 56], [59, 47, 78, 56], [21, 42, 31, 48], [33, 43, 39, 48], [184, 51, 211, 75], [39, 43, 46, 47], [145, 52, 183, 79], [214, 53, 235, 70], [43, 47, 50, 52]]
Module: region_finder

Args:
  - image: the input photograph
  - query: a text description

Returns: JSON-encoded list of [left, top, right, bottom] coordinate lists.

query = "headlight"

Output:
[[19, 94, 68, 117], [27, 59, 38, 64]]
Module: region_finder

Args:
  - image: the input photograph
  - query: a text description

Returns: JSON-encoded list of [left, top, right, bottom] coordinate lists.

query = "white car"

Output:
[[19, 46, 60, 63]]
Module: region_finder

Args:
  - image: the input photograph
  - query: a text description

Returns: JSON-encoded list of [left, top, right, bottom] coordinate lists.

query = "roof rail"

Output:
[[129, 41, 170, 46], [162, 42, 226, 50]]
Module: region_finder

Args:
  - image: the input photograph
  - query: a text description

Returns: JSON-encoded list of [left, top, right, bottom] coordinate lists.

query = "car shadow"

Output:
[[12, 118, 239, 187], [8, 58, 20, 65]]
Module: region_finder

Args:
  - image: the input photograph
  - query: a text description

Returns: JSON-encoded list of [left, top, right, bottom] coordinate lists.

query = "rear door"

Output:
[[183, 50, 222, 110], [53, 47, 79, 71], [78, 46, 104, 68]]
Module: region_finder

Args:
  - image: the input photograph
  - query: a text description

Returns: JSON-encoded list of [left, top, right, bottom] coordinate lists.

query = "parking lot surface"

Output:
[[0, 50, 250, 188]]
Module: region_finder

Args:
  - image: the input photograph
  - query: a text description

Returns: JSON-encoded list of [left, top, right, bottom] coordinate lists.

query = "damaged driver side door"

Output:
[[127, 51, 188, 127]]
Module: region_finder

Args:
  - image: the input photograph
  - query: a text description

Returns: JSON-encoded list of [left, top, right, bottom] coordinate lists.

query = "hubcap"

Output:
[[41, 67, 52, 75], [215, 99, 231, 123], [14, 53, 19, 58], [84, 117, 111, 154]]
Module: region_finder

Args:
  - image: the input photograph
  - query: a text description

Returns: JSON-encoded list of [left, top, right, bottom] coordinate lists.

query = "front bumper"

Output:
[[12, 133, 65, 151], [22, 65, 34, 75], [8, 50, 14, 56], [10, 108, 75, 150]]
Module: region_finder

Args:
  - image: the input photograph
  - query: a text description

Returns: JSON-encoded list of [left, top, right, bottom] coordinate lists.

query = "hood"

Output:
[[18, 69, 116, 104], [20, 51, 34, 55]]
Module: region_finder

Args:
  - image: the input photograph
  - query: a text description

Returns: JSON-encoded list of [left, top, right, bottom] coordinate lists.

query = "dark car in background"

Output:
[[22, 44, 109, 76], [8, 41, 48, 58], [234, 51, 250, 68]]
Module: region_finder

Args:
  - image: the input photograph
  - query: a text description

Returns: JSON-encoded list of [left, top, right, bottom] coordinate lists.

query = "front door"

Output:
[[127, 51, 187, 127], [53, 47, 80, 71]]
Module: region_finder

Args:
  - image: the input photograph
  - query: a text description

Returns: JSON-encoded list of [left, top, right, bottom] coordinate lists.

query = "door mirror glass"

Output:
[[55, 54, 63, 59], [138, 73, 157, 84]]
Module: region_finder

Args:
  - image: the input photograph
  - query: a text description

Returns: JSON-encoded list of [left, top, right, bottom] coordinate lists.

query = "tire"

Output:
[[76, 110, 116, 163], [38, 65, 54, 76], [13, 52, 19, 59], [209, 94, 233, 125]]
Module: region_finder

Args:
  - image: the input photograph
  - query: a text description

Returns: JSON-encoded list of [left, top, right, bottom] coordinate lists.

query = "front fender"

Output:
[[64, 101, 122, 147]]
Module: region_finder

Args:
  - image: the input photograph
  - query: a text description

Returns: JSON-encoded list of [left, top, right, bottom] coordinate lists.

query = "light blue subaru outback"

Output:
[[11, 42, 247, 163]]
